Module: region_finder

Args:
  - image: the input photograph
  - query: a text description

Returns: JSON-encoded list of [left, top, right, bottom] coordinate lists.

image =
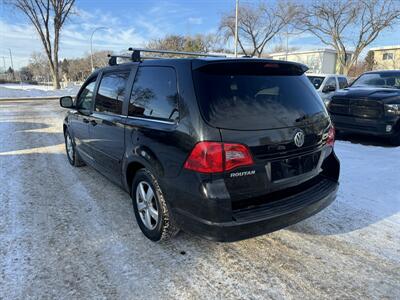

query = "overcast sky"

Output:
[[0, 0, 399, 69]]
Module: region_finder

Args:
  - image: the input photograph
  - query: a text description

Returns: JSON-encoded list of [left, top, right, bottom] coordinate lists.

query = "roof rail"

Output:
[[128, 48, 226, 62], [107, 54, 132, 66], [107, 48, 226, 66]]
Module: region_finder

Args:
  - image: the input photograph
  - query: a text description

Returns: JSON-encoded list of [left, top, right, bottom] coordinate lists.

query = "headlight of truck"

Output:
[[385, 104, 400, 116], [323, 98, 331, 107]]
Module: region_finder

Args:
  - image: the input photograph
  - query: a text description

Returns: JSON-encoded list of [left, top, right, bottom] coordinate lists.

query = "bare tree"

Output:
[[270, 44, 299, 54], [299, 0, 400, 75], [147, 34, 217, 54], [60, 50, 110, 82], [8, 0, 75, 89], [28, 51, 50, 81], [219, 1, 300, 57]]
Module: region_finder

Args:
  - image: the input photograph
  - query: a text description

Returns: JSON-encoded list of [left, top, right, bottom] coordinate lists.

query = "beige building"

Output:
[[370, 45, 400, 70], [268, 49, 352, 74]]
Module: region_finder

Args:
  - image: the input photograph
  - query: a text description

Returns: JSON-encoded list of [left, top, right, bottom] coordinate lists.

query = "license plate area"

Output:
[[270, 152, 321, 182]]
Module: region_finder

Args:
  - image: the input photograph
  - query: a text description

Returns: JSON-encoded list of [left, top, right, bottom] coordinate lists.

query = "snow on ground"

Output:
[[0, 99, 399, 299], [0, 83, 80, 99]]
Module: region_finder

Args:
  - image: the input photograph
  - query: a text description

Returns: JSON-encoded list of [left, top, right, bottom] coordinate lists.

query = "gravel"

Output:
[[1, 99, 399, 299]]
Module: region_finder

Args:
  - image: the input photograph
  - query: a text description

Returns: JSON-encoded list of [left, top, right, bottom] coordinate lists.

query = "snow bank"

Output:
[[0, 83, 80, 99], [334, 140, 400, 217]]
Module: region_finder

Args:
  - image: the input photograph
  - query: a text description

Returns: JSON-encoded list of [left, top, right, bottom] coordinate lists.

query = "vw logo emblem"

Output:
[[294, 130, 305, 148]]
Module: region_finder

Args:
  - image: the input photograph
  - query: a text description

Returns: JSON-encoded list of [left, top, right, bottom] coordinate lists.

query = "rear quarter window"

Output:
[[129, 66, 179, 121]]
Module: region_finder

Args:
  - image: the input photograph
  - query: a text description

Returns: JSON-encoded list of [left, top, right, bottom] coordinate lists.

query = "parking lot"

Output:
[[0, 99, 399, 299]]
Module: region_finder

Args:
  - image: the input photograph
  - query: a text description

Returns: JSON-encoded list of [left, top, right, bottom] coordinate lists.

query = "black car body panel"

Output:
[[329, 71, 400, 138], [173, 175, 338, 242], [62, 57, 340, 242]]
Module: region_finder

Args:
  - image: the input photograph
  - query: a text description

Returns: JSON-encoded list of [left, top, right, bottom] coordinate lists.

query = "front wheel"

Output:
[[131, 169, 179, 241], [64, 129, 85, 167]]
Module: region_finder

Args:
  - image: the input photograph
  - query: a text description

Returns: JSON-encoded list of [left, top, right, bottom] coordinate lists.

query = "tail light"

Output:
[[327, 126, 335, 146], [184, 142, 254, 173]]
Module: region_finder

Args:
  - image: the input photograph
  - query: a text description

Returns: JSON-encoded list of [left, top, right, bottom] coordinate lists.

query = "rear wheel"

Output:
[[64, 129, 85, 167], [131, 169, 179, 241]]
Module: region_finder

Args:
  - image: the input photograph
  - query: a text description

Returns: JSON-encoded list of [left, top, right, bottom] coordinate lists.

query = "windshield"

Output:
[[351, 72, 400, 89], [193, 64, 327, 130], [307, 76, 325, 89]]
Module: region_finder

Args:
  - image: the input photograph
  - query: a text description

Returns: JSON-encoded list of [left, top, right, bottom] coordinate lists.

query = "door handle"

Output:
[[83, 118, 89, 123], [90, 120, 97, 126]]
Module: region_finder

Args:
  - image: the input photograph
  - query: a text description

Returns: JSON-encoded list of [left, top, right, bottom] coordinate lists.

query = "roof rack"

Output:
[[128, 48, 226, 60], [107, 54, 132, 66], [107, 48, 227, 66]]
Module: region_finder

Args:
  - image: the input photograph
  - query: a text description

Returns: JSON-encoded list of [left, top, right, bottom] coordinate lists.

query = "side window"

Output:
[[95, 71, 130, 115], [338, 77, 348, 89], [129, 67, 179, 121], [325, 77, 337, 89], [77, 77, 97, 111]]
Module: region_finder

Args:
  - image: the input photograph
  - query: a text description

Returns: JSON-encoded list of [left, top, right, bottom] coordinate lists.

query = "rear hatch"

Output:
[[192, 60, 332, 207]]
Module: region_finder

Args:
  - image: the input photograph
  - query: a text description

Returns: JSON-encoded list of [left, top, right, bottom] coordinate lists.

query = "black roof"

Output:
[[363, 70, 400, 74], [97, 57, 308, 74]]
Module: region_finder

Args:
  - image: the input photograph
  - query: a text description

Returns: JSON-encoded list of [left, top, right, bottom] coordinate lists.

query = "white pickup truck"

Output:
[[307, 74, 349, 106]]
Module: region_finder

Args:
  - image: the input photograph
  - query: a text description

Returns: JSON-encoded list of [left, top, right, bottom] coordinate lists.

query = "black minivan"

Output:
[[60, 49, 340, 242]]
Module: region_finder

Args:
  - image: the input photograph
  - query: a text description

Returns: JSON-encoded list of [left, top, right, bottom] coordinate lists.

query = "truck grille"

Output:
[[329, 97, 383, 119]]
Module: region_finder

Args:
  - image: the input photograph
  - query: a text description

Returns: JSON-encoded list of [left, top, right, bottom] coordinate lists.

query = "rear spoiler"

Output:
[[192, 59, 308, 75]]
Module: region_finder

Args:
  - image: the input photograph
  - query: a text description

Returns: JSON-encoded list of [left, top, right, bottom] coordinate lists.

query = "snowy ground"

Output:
[[0, 83, 79, 99], [0, 99, 399, 299]]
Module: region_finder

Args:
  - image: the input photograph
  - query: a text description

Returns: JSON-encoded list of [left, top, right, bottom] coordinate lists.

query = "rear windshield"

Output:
[[351, 72, 400, 89], [193, 63, 327, 130]]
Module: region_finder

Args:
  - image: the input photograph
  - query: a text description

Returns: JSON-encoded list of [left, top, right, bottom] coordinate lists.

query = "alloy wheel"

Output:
[[66, 133, 74, 161], [136, 181, 159, 230]]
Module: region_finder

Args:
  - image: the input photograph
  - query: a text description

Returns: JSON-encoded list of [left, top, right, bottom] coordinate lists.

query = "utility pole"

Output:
[[8, 49, 14, 70], [234, 0, 239, 58], [285, 27, 289, 61], [9, 48, 15, 80]]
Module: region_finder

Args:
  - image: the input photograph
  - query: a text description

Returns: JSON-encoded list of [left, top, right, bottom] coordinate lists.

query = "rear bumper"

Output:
[[331, 114, 399, 136], [172, 177, 338, 242]]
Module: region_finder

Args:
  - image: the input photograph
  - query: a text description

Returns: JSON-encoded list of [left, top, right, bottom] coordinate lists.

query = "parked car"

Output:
[[307, 73, 349, 106], [328, 70, 400, 146], [59, 49, 340, 242]]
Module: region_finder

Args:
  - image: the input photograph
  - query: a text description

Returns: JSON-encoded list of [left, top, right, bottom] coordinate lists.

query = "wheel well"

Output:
[[126, 162, 145, 193]]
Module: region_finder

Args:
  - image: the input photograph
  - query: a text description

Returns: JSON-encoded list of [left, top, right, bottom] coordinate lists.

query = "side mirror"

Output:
[[60, 96, 74, 108], [323, 85, 336, 93]]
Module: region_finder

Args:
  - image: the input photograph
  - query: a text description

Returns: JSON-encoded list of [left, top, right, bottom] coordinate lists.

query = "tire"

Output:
[[131, 169, 179, 242], [390, 130, 400, 146], [64, 129, 86, 167]]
